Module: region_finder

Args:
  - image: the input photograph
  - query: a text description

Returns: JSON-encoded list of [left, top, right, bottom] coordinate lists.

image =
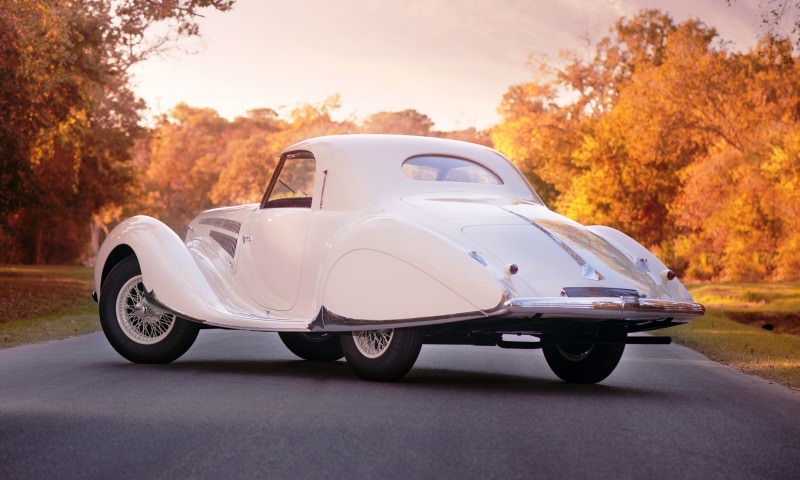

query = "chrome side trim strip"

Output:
[[321, 286, 514, 331], [321, 307, 494, 332]]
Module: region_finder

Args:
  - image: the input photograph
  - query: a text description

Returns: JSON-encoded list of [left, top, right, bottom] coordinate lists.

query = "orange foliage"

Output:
[[131, 100, 492, 235], [494, 10, 800, 281], [6, 3, 800, 281]]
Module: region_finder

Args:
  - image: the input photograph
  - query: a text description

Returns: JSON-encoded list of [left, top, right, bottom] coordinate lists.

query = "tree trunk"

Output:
[[34, 219, 44, 264], [90, 217, 100, 258]]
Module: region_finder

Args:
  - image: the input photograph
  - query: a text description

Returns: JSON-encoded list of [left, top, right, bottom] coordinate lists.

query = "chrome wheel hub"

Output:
[[115, 275, 176, 345], [352, 329, 393, 359]]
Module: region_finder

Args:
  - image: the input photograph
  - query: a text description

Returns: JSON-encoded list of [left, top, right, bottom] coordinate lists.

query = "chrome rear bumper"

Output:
[[508, 296, 704, 321]]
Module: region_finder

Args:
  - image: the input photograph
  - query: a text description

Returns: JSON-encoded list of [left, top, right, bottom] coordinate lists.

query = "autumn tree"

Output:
[[360, 110, 434, 136], [359, 108, 491, 148], [211, 98, 355, 206], [494, 9, 800, 280], [0, 0, 236, 262], [134, 104, 232, 232], [494, 11, 679, 212], [763, 128, 800, 279], [492, 80, 575, 204], [437, 128, 492, 147], [133, 96, 499, 232], [132, 97, 355, 231], [0, 1, 143, 262], [281, 95, 356, 144], [209, 109, 287, 205], [559, 18, 721, 248], [672, 37, 800, 280]]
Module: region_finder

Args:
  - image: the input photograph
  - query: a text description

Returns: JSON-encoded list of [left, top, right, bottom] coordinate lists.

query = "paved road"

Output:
[[1, 329, 799, 479]]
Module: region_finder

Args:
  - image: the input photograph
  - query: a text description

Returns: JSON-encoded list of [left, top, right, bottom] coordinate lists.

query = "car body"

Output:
[[94, 134, 704, 382]]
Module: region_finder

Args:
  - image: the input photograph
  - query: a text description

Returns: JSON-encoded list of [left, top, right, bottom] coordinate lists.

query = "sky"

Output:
[[129, 0, 768, 131]]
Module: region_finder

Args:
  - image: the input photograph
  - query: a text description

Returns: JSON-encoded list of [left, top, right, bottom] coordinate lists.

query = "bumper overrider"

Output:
[[507, 296, 705, 321]]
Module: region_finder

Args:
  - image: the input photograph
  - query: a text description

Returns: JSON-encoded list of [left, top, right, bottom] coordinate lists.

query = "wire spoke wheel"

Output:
[[115, 274, 176, 345], [352, 329, 394, 359], [341, 327, 423, 381], [100, 256, 199, 364]]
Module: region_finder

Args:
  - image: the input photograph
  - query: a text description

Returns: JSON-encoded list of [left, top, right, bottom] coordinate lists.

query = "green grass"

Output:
[[662, 282, 800, 390], [0, 265, 98, 349], [688, 282, 800, 313]]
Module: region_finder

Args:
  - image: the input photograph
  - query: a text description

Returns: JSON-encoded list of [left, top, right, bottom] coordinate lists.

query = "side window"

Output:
[[261, 151, 316, 208]]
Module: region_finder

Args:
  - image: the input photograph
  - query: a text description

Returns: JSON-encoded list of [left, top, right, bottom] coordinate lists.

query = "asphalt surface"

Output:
[[1, 329, 799, 479]]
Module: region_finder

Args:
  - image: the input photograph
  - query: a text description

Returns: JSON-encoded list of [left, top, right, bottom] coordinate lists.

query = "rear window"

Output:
[[402, 155, 503, 185]]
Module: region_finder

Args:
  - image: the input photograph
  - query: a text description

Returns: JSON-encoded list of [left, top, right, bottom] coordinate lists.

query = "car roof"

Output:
[[280, 134, 536, 210], [284, 133, 488, 153]]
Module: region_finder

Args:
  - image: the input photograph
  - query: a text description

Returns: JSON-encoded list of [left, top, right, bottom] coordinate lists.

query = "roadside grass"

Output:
[[0, 265, 98, 349], [688, 282, 800, 313], [663, 282, 800, 390]]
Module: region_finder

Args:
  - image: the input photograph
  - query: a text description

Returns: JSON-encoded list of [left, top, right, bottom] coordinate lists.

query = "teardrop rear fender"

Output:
[[320, 216, 510, 325]]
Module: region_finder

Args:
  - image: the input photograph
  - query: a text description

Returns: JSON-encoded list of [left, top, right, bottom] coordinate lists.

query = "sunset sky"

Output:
[[130, 0, 768, 131]]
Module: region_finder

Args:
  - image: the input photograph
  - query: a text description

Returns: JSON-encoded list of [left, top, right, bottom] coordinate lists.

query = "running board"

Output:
[[145, 289, 314, 332]]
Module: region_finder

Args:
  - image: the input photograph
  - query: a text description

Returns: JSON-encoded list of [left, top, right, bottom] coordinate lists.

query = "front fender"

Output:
[[94, 216, 220, 321]]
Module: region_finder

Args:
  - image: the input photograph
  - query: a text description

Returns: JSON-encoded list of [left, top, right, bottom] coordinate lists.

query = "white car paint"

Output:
[[95, 134, 703, 333]]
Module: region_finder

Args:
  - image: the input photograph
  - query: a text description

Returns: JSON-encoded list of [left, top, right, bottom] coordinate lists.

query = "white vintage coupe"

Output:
[[94, 134, 704, 383]]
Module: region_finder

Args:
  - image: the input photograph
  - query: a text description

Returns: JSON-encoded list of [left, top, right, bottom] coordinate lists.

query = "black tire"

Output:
[[99, 256, 200, 364], [542, 342, 625, 384], [279, 332, 344, 362], [340, 327, 423, 382]]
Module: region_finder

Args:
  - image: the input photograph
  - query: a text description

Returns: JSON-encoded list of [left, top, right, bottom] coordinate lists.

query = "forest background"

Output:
[[2, 1, 800, 282]]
